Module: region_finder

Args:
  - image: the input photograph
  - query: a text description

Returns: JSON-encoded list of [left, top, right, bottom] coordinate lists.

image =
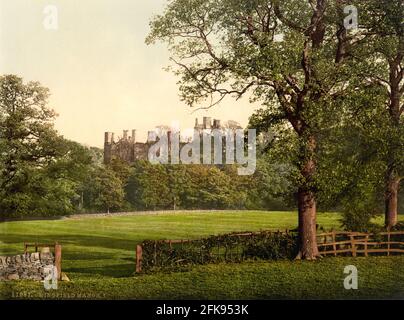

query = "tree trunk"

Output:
[[385, 169, 400, 229], [296, 135, 319, 260], [297, 188, 319, 259], [385, 53, 402, 229]]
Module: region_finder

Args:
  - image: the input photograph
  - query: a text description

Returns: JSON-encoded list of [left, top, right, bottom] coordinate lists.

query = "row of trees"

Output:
[[116, 159, 290, 212], [147, 0, 403, 258]]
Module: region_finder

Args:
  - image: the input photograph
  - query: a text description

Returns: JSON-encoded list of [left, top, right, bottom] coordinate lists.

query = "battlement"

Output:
[[194, 117, 223, 131], [103, 129, 141, 164], [104, 129, 136, 145]]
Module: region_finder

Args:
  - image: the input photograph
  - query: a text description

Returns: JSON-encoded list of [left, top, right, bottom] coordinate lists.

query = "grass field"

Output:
[[0, 211, 403, 300]]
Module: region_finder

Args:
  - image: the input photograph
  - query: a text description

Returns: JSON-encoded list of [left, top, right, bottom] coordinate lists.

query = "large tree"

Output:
[[0, 75, 56, 190], [0, 75, 94, 217], [355, 0, 404, 228], [147, 0, 359, 258]]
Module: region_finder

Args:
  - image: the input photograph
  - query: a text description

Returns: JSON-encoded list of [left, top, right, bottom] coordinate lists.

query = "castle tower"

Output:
[[123, 130, 129, 141], [132, 129, 136, 143], [203, 117, 212, 129], [104, 132, 114, 164], [213, 119, 221, 129]]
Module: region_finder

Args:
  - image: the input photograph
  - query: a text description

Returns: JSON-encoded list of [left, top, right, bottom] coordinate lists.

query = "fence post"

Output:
[[350, 235, 357, 257], [54, 243, 62, 280], [332, 231, 337, 257], [387, 232, 391, 256], [136, 245, 143, 273], [364, 235, 369, 257]]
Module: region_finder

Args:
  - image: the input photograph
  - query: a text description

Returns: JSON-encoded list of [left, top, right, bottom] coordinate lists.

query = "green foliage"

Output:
[[341, 206, 380, 233], [337, 154, 385, 232], [0, 75, 95, 218], [125, 160, 289, 211], [107, 158, 132, 185], [126, 161, 172, 210], [140, 230, 298, 273], [82, 165, 126, 213], [0, 75, 132, 217], [184, 165, 245, 209]]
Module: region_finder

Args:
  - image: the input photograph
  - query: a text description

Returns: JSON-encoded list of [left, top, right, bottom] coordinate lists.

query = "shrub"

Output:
[[139, 230, 298, 273]]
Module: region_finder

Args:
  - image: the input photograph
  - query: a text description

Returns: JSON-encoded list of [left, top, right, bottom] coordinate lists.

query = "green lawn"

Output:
[[0, 211, 403, 299]]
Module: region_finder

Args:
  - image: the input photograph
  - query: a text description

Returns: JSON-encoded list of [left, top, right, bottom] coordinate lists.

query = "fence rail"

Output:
[[136, 230, 296, 273], [316, 231, 404, 257]]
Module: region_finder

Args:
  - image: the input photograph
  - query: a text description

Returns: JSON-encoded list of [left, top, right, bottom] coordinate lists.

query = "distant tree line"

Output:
[[76, 157, 294, 214]]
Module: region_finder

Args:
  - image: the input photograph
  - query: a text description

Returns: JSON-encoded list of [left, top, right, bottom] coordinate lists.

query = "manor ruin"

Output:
[[103, 117, 241, 164]]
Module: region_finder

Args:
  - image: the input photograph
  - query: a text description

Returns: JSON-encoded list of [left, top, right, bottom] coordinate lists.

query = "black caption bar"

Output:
[[1, 300, 401, 319]]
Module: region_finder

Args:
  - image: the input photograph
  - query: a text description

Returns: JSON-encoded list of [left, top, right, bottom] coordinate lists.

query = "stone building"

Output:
[[104, 129, 149, 164], [103, 117, 240, 164]]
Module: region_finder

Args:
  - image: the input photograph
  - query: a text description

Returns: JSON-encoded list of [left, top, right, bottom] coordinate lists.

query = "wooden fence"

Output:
[[135, 230, 404, 273], [317, 231, 404, 257], [135, 230, 295, 273]]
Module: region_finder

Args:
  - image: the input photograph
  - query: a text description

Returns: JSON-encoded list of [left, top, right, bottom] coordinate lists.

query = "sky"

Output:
[[0, 0, 259, 147]]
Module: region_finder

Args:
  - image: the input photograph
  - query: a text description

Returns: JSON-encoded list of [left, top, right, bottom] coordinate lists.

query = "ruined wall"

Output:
[[104, 129, 148, 164], [104, 118, 234, 165], [134, 143, 149, 161], [0, 252, 55, 281]]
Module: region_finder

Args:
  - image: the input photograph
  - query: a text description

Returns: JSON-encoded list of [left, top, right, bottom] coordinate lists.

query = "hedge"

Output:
[[139, 230, 299, 273]]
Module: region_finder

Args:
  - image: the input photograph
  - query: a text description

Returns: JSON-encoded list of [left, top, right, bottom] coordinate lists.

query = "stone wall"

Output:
[[0, 251, 55, 281]]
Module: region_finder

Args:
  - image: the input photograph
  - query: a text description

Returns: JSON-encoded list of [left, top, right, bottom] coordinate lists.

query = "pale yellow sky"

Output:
[[0, 0, 258, 147]]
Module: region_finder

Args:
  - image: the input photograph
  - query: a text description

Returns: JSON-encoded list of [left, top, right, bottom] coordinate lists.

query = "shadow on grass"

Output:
[[0, 216, 66, 223], [0, 233, 140, 251], [65, 263, 135, 278]]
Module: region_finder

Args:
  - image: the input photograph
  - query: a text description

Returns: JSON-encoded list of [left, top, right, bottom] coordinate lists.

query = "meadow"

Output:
[[0, 211, 403, 299]]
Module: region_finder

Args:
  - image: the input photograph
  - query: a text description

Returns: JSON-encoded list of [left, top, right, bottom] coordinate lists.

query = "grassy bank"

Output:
[[0, 211, 403, 299], [2, 257, 403, 300]]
